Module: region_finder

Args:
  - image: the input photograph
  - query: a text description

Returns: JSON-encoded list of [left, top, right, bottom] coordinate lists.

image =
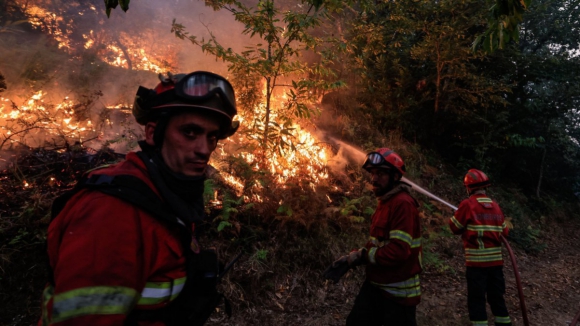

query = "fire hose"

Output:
[[402, 177, 530, 326], [571, 307, 580, 326], [500, 234, 530, 326]]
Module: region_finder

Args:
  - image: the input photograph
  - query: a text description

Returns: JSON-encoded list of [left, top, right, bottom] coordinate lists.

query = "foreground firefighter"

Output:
[[324, 148, 422, 326], [40, 71, 239, 325], [449, 169, 511, 326]]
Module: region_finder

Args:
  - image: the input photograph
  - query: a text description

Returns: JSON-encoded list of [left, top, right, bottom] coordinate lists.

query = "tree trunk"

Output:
[[536, 145, 547, 198], [115, 37, 132, 71]]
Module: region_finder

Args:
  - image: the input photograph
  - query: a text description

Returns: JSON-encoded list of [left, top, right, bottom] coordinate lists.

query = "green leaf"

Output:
[[217, 221, 232, 232], [119, 0, 130, 11]]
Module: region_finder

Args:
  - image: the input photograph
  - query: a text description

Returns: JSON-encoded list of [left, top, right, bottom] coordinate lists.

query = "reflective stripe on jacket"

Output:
[[40, 152, 188, 326], [449, 194, 509, 267], [364, 183, 422, 306]]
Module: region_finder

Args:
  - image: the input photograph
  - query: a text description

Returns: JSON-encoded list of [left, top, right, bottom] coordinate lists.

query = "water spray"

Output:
[[401, 177, 457, 211], [330, 139, 529, 326]]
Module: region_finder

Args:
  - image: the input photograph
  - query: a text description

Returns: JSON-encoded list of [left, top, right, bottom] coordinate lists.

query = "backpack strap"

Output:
[[51, 173, 183, 226]]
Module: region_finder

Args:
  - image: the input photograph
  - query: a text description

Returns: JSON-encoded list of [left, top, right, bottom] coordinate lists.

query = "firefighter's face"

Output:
[[369, 167, 401, 196], [146, 112, 220, 177]]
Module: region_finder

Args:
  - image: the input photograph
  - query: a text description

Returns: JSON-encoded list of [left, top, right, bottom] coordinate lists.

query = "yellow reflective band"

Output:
[[170, 277, 187, 301], [389, 230, 412, 246], [368, 247, 378, 264], [411, 237, 421, 248], [52, 286, 138, 323], [467, 225, 504, 232], [471, 321, 488, 326], [466, 254, 503, 262], [450, 216, 464, 229], [371, 274, 421, 298], [465, 247, 502, 255], [495, 315, 511, 324], [368, 236, 379, 246], [476, 197, 493, 203], [477, 231, 485, 249], [137, 277, 187, 306], [41, 285, 54, 326]]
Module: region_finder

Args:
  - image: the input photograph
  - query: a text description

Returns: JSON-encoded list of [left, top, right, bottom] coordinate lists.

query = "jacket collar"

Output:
[[378, 182, 412, 203]]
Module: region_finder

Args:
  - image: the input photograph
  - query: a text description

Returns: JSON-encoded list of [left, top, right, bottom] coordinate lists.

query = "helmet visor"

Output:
[[177, 72, 236, 111], [363, 152, 389, 170]]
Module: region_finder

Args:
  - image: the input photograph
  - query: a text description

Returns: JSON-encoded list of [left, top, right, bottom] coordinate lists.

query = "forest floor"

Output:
[[1, 209, 579, 326], [203, 218, 580, 326]]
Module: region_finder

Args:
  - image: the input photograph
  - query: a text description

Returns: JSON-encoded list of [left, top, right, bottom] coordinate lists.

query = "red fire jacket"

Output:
[[449, 193, 509, 267], [363, 183, 422, 306], [40, 152, 188, 326]]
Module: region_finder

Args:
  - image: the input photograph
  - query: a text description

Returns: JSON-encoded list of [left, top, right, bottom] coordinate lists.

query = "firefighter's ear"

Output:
[[145, 122, 157, 146], [394, 172, 402, 182]]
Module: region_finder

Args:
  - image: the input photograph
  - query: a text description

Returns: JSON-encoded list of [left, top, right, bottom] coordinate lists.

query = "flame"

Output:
[[20, 3, 74, 51], [1, 91, 97, 147], [8, 1, 332, 204], [17, 1, 177, 73], [213, 82, 330, 195]]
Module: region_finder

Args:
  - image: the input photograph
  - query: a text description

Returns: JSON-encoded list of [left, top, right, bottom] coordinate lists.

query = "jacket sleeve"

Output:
[[449, 200, 469, 234], [367, 199, 417, 266], [501, 210, 509, 237], [45, 192, 147, 326]]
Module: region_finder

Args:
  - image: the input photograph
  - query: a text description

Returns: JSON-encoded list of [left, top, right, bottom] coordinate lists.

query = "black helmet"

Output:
[[133, 71, 239, 139]]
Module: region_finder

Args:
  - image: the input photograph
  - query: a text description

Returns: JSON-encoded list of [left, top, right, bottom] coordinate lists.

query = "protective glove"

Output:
[[323, 249, 367, 283], [323, 256, 350, 283], [347, 248, 366, 267]]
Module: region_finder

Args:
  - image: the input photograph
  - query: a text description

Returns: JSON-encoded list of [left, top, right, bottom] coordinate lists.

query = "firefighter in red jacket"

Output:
[[40, 72, 239, 325], [449, 169, 511, 326], [326, 148, 422, 326]]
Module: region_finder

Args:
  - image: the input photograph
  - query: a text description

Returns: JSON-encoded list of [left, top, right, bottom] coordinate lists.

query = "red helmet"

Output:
[[133, 71, 239, 139], [362, 148, 406, 175], [464, 169, 491, 190]]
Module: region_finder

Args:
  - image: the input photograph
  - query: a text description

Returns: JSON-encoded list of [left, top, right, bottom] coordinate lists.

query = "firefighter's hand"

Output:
[[323, 256, 350, 283], [347, 248, 366, 267]]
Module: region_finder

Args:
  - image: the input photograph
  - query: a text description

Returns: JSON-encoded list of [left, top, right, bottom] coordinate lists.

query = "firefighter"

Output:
[[40, 71, 239, 325], [324, 148, 422, 326], [449, 169, 511, 326]]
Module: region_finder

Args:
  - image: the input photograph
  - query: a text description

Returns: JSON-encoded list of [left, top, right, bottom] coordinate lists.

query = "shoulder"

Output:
[[458, 198, 471, 207], [56, 189, 145, 225], [392, 190, 419, 208]]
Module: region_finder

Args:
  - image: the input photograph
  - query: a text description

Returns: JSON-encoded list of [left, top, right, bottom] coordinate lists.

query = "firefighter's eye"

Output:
[[375, 170, 388, 178], [181, 125, 203, 138]]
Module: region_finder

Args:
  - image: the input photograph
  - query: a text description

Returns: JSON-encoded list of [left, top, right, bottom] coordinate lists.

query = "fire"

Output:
[[0, 91, 97, 148], [213, 82, 330, 196], [7, 1, 334, 204], [20, 3, 74, 51], [17, 0, 177, 73]]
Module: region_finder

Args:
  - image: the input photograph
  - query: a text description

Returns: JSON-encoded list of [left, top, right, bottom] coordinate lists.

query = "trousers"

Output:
[[346, 281, 417, 326], [466, 266, 511, 325]]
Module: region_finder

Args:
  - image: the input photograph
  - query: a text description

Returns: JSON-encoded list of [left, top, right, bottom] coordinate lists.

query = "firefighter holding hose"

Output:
[[40, 71, 239, 325], [449, 169, 512, 326], [324, 148, 422, 326]]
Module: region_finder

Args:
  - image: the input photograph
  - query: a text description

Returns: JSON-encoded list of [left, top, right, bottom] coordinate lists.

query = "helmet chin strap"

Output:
[[152, 117, 169, 150], [466, 187, 487, 196], [375, 170, 401, 196]]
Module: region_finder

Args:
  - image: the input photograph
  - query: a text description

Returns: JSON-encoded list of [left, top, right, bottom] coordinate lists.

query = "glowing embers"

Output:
[[18, 0, 176, 73], [82, 30, 176, 73], [20, 3, 74, 51], [0, 91, 96, 147]]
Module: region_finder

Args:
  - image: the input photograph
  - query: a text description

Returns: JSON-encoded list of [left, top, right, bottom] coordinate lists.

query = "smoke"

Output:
[[313, 129, 459, 210]]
